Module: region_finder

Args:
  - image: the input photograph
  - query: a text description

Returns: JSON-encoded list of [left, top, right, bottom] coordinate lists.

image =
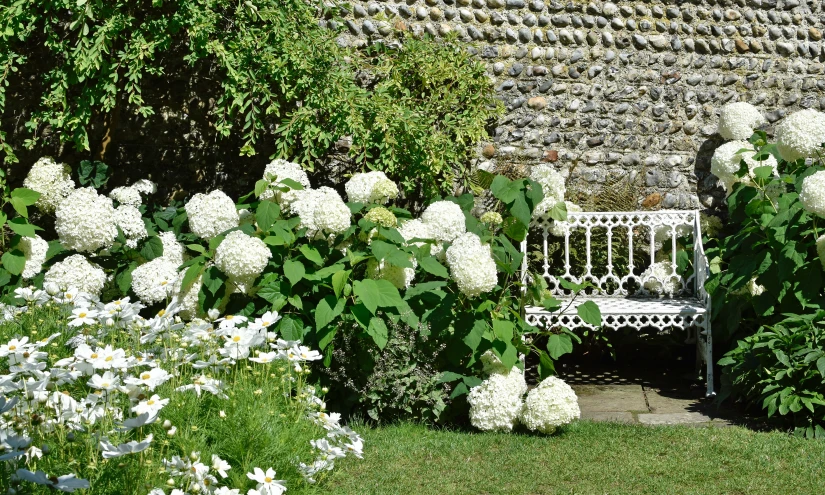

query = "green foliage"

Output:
[[0, 167, 42, 294], [1, 3, 499, 202], [719, 312, 825, 438], [705, 131, 825, 342]]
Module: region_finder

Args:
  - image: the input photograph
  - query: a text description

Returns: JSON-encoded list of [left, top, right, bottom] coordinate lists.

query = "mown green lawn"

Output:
[[320, 421, 825, 495]]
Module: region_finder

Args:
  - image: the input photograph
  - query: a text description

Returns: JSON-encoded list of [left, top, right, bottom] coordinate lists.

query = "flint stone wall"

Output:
[[330, 0, 825, 210]]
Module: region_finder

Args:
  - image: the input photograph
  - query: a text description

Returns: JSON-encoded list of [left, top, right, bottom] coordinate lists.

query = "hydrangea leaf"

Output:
[[492, 319, 514, 342], [547, 333, 574, 359], [7, 218, 40, 238], [277, 315, 304, 341], [576, 301, 602, 327], [366, 317, 388, 349], [315, 295, 345, 330], [419, 256, 448, 278], [331, 270, 349, 298], [299, 245, 324, 266], [1, 250, 25, 276], [537, 350, 556, 380], [352, 279, 403, 314], [317, 325, 336, 350], [256, 200, 279, 231], [283, 259, 305, 286], [10, 187, 40, 206], [139, 236, 164, 261], [462, 320, 488, 352]]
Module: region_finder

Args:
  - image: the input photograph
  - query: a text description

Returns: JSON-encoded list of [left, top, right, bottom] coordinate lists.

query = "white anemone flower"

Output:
[[247, 467, 287, 495], [99, 434, 154, 458]]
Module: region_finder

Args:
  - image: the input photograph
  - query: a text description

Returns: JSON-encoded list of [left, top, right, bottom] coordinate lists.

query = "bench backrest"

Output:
[[520, 210, 708, 298]]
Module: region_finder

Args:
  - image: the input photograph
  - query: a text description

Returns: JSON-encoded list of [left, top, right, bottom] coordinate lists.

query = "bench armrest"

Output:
[[693, 213, 711, 306]]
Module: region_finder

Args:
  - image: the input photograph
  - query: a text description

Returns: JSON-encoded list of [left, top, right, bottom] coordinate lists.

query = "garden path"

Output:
[[559, 363, 741, 427]]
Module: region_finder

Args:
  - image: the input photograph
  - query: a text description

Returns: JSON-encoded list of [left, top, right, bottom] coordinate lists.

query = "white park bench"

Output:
[[521, 210, 714, 397]]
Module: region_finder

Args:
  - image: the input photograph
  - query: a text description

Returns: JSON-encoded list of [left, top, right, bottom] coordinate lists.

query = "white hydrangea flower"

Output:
[[55, 187, 118, 253], [747, 278, 766, 297], [639, 261, 681, 296], [398, 218, 443, 258], [366, 258, 416, 290], [344, 171, 399, 204], [157, 231, 185, 266], [548, 201, 581, 237], [652, 222, 692, 252], [174, 272, 202, 321], [799, 170, 825, 218], [19, 235, 49, 279], [260, 159, 311, 202], [131, 179, 157, 195], [717, 102, 766, 140], [529, 164, 566, 219], [700, 213, 723, 238], [109, 186, 143, 207], [214, 231, 271, 281], [185, 190, 239, 240], [421, 201, 466, 243], [23, 157, 75, 214], [131, 258, 180, 305], [398, 219, 433, 244], [114, 205, 148, 249], [710, 141, 778, 194], [818, 234, 825, 270], [43, 254, 107, 297], [288, 187, 352, 237], [467, 366, 527, 432], [445, 232, 498, 297], [519, 376, 580, 434], [775, 109, 825, 162]]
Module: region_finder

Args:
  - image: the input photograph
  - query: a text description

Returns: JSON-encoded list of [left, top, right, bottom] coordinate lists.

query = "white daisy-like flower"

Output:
[[55, 187, 118, 252], [445, 232, 498, 297], [775, 109, 825, 162], [131, 258, 180, 305], [43, 255, 107, 297], [467, 366, 528, 432], [19, 234, 48, 279], [529, 164, 566, 219], [421, 201, 466, 242], [99, 434, 154, 459], [246, 467, 287, 495], [184, 190, 239, 240], [214, 230, 272, 281], [114, 205, 148, 248], [260, 158, 311, 202], [519, 375, 580, 434], [717, 102, 766, 140], [799, 170, 825, 218], [345, 171, 399, 204], [23, 157, 75, 214]]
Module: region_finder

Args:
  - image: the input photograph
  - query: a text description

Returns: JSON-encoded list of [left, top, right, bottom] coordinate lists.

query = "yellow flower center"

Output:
[[157, 309, 166, 317], [141, 373, 151, 380], [105, 356, 113, 362], [101, 382, 110, 388], [232, 336, 241, 343], [147, 400, 155, 405], [226, 315, 234, 320], [264, 477, 272, 483], [78, 312, 87, 318], [161, 281, 168, 286], [91, 353, 99, 359], [8, 345, 16, 351]]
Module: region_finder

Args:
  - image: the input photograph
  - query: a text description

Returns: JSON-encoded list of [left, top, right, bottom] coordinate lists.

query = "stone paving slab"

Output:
[[580, 411, 635, 423], [644, 388, 703, 414], [572, 384, 648, 413]]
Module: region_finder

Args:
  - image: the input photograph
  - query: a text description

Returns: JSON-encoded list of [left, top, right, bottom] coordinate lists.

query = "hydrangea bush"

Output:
[[707, 105, 825, 437], [1, 156, 594, 431]]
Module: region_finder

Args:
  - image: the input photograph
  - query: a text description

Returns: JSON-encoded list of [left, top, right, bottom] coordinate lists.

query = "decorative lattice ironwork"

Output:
[[522, 210, 714, 397]]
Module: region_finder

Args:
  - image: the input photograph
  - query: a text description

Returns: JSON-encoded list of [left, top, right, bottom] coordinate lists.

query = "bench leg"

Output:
[[703, 319, 715, 398]]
